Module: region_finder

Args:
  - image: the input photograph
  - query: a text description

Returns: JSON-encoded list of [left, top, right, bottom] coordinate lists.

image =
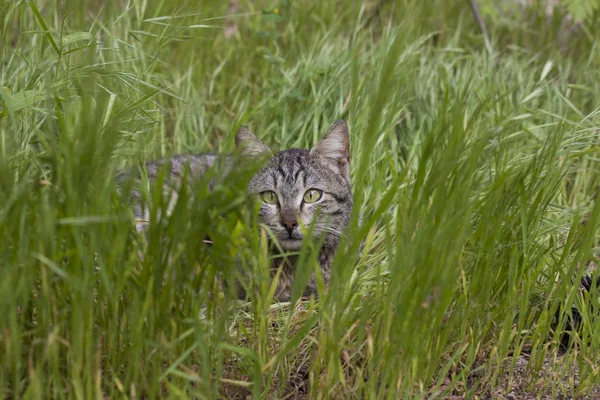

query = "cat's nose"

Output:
[[281, 219, 298, 235]]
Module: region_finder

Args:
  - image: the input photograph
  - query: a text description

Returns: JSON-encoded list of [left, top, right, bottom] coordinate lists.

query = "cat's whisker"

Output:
[[323, 227, 344, 237], [312, 224, 345, 238]]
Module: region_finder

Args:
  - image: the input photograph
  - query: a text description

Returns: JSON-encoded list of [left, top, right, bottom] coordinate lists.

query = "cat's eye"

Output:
[[303, 189, 323, 203], [261, 191, 278, 204]]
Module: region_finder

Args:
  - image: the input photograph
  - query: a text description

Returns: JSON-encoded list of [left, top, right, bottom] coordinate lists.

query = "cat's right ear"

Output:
[[235, 126, 271, 157], [311, 120, 351, 181]]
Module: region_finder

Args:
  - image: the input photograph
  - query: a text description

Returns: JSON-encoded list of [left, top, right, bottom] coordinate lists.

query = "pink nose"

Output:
[[281, 219, 298, 234]]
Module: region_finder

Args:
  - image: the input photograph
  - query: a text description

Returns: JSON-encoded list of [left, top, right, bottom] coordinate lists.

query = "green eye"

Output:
[[261, 191, 278, 204], [303, 189, 323, 203]]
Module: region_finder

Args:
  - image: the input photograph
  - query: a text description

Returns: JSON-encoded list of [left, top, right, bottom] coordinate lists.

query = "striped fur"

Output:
[[122, 120, 353, 301]]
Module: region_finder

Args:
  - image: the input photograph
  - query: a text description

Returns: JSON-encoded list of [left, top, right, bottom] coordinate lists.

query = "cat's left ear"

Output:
[[235, 126, 271, 157], [311, 120, 351, 181]]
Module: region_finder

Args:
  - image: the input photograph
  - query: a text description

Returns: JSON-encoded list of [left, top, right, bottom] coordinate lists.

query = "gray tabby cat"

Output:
[[126, 120, 353, 301]]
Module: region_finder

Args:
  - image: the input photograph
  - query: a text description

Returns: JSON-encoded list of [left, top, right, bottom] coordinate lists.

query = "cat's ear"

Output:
[[235, 126, 271, 157], [311, 120, 351, 181]]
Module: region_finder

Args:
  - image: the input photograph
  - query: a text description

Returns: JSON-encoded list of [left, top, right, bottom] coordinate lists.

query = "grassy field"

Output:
[[1, 0, 600, 398]]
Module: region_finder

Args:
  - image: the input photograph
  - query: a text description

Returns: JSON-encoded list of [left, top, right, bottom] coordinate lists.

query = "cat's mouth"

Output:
[[279, 237, 303, 251]]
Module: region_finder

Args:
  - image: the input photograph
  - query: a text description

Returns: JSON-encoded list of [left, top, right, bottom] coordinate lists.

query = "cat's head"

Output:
[[236, 120, 353, 252]]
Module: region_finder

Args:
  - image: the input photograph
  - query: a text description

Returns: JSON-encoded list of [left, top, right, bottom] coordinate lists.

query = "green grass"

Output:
[[1, 0, 600, 398]]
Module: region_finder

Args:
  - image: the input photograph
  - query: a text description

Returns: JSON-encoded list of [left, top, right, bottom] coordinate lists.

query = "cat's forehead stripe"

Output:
[[287, 161, 304, 184], [271, 149, 309, 185], [293, 167, 302, 182], [276, 165, 287, 183], [257, 147, 350, 196]]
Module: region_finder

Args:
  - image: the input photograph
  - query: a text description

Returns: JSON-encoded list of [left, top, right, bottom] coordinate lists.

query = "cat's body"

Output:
[[122, 120, 353, 301], [118, 153, 227, 232]]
